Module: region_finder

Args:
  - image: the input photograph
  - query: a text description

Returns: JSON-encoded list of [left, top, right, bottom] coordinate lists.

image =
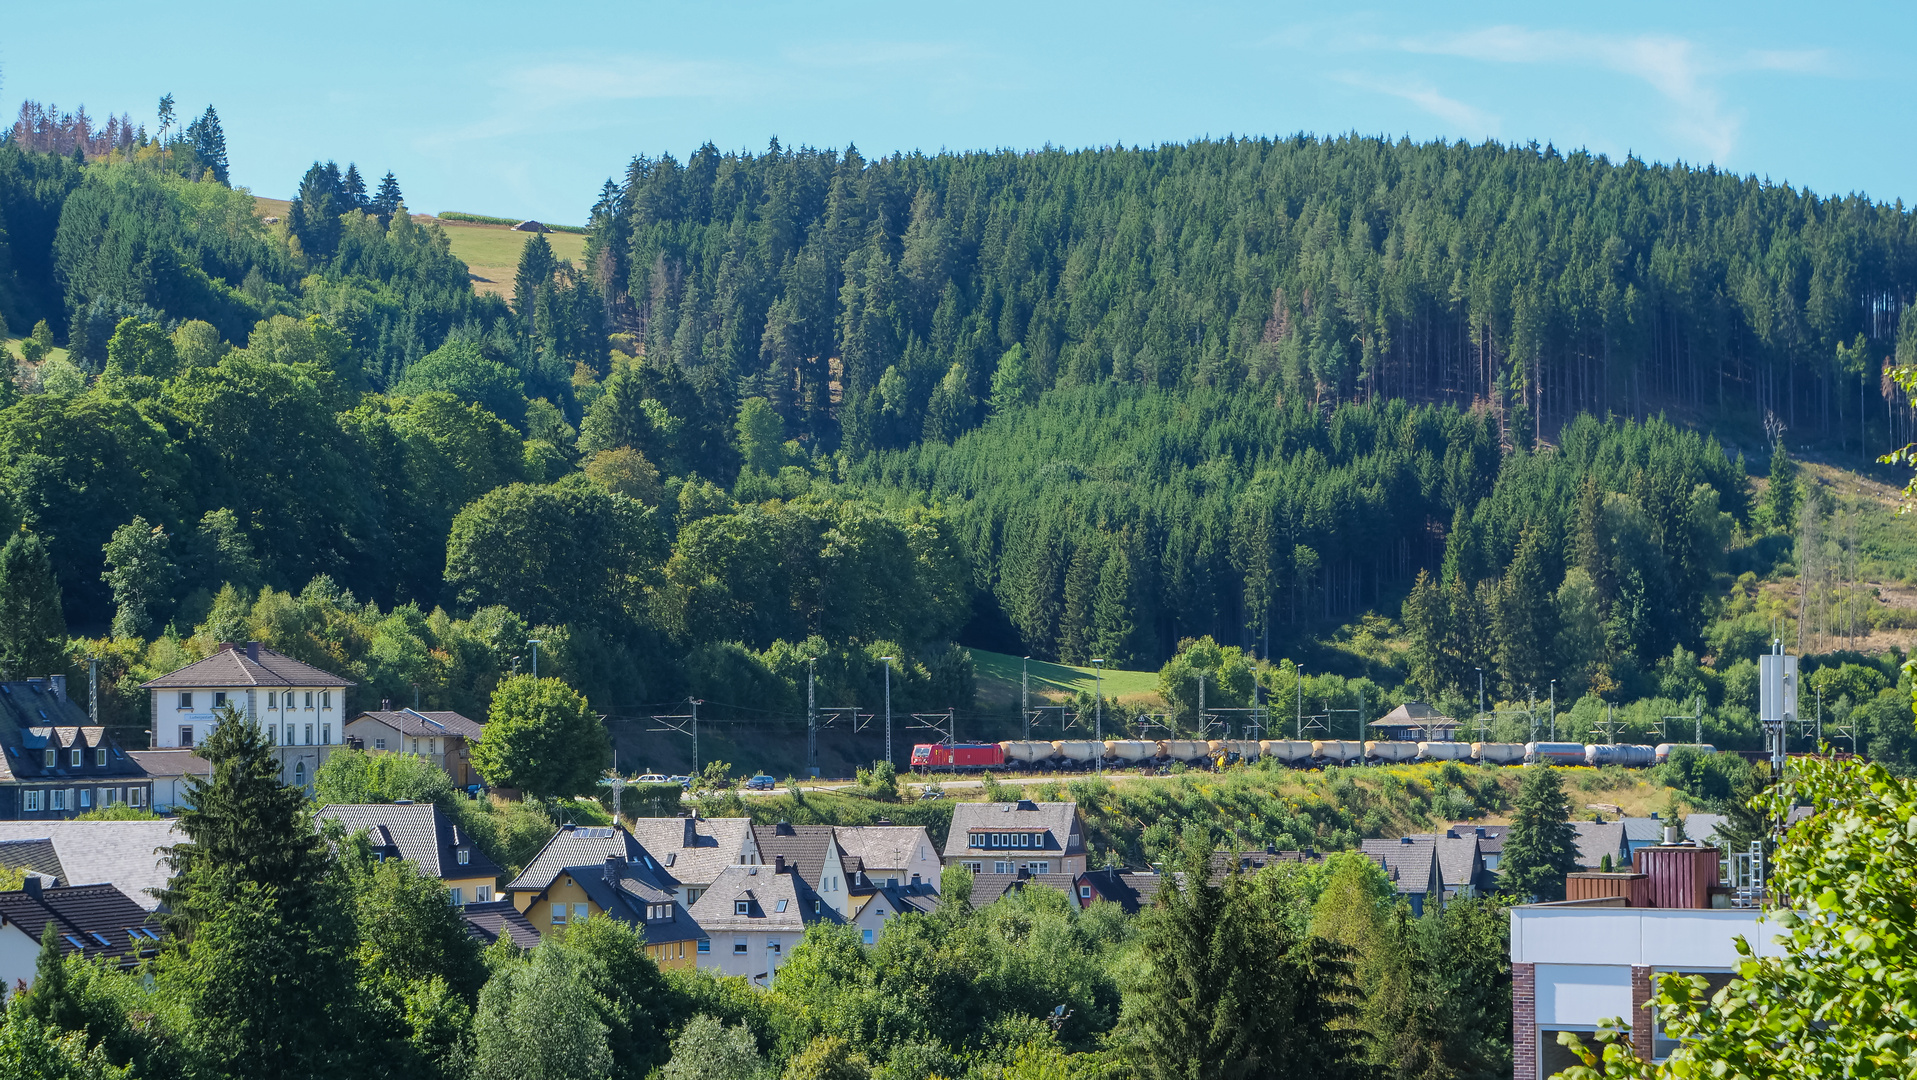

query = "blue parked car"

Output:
[[745, 774, 777, 790]]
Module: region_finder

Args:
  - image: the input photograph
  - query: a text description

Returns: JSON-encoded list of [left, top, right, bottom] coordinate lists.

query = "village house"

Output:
[[318, 801, 501, 906], [139, 641, 353, 793], [687, 858, 838, 983], [1409, 827, 1496, 900], [624, 812, 760, 906], [345, 705, 484, 788], [0, 677, 152, 819], [1571, 820, 1631, 871], [1509, 840, 1783, 1077], [459, 899, 541, 949], [0, 879, 163, 990], [1360, 836, 1445, 915], [504, 824, 700, 967], [753, 822, 859, 917], [0, 820, 183, 910], [125, 749, 208, 813], [1074, 866, 1164, 913], [966, 869, 1081, 909], [1367, 701, 1460, 742], [942, 800, 1088, 876], [832, 821, 941, 889]]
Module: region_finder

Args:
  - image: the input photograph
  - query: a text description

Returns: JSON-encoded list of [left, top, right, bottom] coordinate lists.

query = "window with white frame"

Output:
[[450, 887, 464, 906], [321, 724, 331, 745], [374, 738, 386, 749], [23, 790, 41, 811], [321, 691, 330, 709], [475, 885, 492, 903], [457, 848, 470, 865], [1029, 862, 1050, 874], [551, 905, 567, 925], [304, 691, 314, 709], [862, 929, 875, 944], [285, 724, 295, 744], [213, 691, 227, 707], [268, 694, 278, 710], [179, 726, 193, 748], [179, 692, 192, 709], [733, 938, 748, 954], [79, 789, 91, 809], [70, 748, 82, 767], [294, 761, 305, 786], [734, 899, 750, 915], [50, 789, 68, 811], [571, 904, 588, 922], [304, 724, 313, 746], [95, 748, 106, 767], [128, 787, 144, 807], [43, 747, 55, 766]]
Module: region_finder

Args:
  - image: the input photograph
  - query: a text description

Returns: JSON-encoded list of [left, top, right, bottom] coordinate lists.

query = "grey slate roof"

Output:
[[942, 801, 1083, 860], [1682, 813, 1729, 846], [351, 709, 483, 739], [689, 863, 838, 934], [967, 871, 1079, 908], [125, 749, 212, 781], [0, 680, 142, 786], [1360, 837, 1442, 897], [624, 815, 756, 888], [1208, 848, 1325, 883], [317, 802, 502, 882], [139, 642, 353, 689], [0, 838, 64, 883], [0, 882, 163, 966], [461, 900, 540, 948], [1432, 836, 1483, 889], [506, 825, 664, 894], [833, 824, 934, 876], [752, 823, 841, 893], [1621, 816, 1668, 845], [554, 860, 703, 945], [1570, 821, 1629, 870], [1368, 702, 1459, 731], [0, 821, 183, 910], [1077, 867, 1164, 913]]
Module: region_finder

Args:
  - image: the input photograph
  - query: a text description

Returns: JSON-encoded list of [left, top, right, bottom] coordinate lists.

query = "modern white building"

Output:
[[138, 641, 353, 791], [686, 859, 838, 983], [1509, 843, 1791, 1078]]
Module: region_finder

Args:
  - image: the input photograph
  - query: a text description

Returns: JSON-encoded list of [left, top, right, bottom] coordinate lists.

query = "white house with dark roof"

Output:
[[139, 641, 353, 793], [0, 879, 164, 990], [687, 859, 839, 982], [833, 822, 941, 889], [345, 707, 485, 787], [318, 802, 502, 906], [1360, 836, 1444, 915], [942, 800, 1087, 876], [624, 813, 759, 906]]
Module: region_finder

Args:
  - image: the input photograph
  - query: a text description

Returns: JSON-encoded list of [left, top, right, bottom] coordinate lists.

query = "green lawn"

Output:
[[970, 648, 1162, 709]]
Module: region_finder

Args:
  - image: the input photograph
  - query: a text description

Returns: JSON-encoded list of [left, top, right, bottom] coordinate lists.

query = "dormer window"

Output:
[[457, 848, 470, 866], [96, 749, 107, 767], [70, 748, 82, 768], [44, 747, 55, 767], [179, 692, 193, 709], [735, 900, 751, 915]]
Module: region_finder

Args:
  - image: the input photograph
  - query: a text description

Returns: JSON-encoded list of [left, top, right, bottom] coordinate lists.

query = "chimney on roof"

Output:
[[48, 675, 65, 701], [245, 641, 261, 662], [1400, 836, 1413, 844], [774, 854, 786, 874], [683, 816, 697, 846], [1663, 826, 1679, 846], [381, 699, 392, 711], [1016, 867, 1031, 880], [604, 856, 619, 884]]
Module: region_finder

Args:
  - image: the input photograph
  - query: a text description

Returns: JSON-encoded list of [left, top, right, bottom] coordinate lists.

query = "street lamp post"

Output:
[[880, 656, 895, 766], [1091, 659, 1105, 778]]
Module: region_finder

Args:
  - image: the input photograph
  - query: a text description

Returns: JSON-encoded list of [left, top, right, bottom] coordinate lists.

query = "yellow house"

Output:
[[505, 824, 702, 967], [317, 801, 500, 906]]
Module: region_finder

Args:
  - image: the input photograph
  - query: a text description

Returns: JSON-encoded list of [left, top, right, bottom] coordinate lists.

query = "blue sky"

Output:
[[3, 1, 1909, 223]]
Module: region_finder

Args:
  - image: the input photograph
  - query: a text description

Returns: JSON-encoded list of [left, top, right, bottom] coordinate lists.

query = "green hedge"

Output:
[[438, 211, 586, 233]]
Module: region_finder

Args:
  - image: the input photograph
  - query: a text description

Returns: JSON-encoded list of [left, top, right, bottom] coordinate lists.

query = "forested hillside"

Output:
[[4, 127, 1917, 769]]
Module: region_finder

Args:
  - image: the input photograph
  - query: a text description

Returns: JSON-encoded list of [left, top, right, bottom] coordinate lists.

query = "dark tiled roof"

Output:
[[967, 871, 1079, 908], [943, 801, 1083, 859], [318, 803, 502, 882], [1571, 822, 1628, 870], [1432, 836, 1483, 888], [461, 900, 541, 948], [0, 838, 64, 882], [557, 862, 703, 944], [125, 749, 212, 780], [1369, 702, 1458, 729], [1360, 838, 1441, 897], [350, 709, 483, 739], [0, 882, 163, 966], [1078, 867, 1164, 914], [139, 643, 352, 689], [752, 823, 841, 893], [0, 680, 140, 785]]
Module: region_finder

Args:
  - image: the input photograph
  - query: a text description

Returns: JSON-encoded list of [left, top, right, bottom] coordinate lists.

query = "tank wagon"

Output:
[[1653, 743, 1715, 764], [1472, 742, 1527, 765], [1365, 741, 1420, 764], [1525, 742, 1588, 765], [1417, 741, 1473, 762], [1585, 744, 1657, 768], [1313, 740, 1366, 765]]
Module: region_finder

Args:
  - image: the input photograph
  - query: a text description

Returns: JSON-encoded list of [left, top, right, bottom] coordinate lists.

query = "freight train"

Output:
[[909, 739, 1714, 773]]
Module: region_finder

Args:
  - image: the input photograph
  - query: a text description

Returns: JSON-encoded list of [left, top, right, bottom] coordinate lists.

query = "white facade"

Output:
[[0, 919, 40, 990], [155, 685, 345, 751], [697, 925, 800, 983], [834, 825, 942, 889], [1512, 905, 1793, 1076]]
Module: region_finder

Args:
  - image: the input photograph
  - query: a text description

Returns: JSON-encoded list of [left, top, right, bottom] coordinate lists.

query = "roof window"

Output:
[[735, 899, 750, 915], [775, 899, 788, 913]]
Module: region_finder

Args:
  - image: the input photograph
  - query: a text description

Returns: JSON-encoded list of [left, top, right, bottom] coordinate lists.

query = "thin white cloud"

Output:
[[1399, 26, 1833, 163], [1332, 71, 1499, 135]]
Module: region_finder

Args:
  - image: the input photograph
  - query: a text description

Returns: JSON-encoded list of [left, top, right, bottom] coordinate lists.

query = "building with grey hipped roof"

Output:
[[345, 706, 485, 788], [0, 820, 183, 910], [0, 879, 164, 990], [139, 641, 353, 794], [318, 801, 502, 906], [687, 858, 839, 983], [623, 812, 759, 906]]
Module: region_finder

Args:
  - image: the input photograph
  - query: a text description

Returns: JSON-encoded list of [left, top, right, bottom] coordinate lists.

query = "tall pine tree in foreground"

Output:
[[1500, 765, 1581, 901], [0, 530, 67, 680]]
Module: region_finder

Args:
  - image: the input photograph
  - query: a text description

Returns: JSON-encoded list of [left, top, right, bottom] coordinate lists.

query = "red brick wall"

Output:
[[1631, 965, 1654, 1061], [1513, 962, 1535, 1080]]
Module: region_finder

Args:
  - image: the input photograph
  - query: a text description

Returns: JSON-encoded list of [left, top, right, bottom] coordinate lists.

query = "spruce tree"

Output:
[[1500, 766, 1581, 901], [1059, 538, 1101, 664], [0, 531, 66, 680], [1493, 523, 1555, 697], [1762, 442, 1801, 533], [341, 163, 368, 211], [513, 234, 558, 318], [373, 171, 404, 223], [1092, 543, 1137, 667], [157, 704, 334, 929]]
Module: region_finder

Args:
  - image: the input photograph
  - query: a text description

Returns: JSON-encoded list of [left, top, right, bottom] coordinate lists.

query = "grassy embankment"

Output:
[[251, 196, 587, 302]]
